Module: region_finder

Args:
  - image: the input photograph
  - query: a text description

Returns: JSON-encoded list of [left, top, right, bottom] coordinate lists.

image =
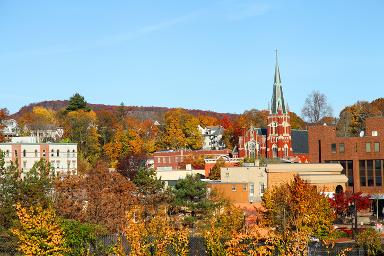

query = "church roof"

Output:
[[292, 129, 308, 154], [270, 51, 288, 115]]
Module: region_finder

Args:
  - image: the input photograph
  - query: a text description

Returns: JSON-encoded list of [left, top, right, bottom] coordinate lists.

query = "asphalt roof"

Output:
[[292, 129, 309, 154]]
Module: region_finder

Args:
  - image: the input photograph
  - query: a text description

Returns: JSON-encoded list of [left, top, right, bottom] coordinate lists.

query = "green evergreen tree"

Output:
[[66, 93, 91, 112]]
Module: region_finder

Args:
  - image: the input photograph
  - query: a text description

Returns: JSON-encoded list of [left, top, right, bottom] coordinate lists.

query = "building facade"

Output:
[[238, 53, 305, 160], [308, 117, 384, 194], [198, 125, 226, 150], [0, 142, 78, 176], [153, 149, 231, 170]]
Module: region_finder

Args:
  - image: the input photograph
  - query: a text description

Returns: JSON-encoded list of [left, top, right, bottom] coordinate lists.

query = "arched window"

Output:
[[23, 149, 26, 157], [335, 185, 343, 194], [272, 144, 278, 158], [72, 149, 75, 158], [283, 144, 289, 158], [51, 149, 54, 157], [248, 142, 256, 159], [271, 122, 277, 135], [57, 149, 60, 157]]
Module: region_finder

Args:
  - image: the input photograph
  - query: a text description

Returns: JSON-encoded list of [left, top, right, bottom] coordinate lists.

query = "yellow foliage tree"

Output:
[[11, 203, 67, 256], [124, 205, 189, 256]]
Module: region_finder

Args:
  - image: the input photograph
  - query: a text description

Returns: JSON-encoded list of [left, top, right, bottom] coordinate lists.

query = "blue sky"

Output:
[[0, 0, 383, 115]]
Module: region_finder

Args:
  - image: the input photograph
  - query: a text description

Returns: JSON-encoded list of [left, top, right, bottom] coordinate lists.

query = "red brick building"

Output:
[[308, 117, 384, 195], [153, 149, 231, 170], [238, 53, 307, 161]]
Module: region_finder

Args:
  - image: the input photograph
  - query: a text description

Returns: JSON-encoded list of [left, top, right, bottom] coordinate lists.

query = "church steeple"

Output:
[[270, 50, 287, 114]]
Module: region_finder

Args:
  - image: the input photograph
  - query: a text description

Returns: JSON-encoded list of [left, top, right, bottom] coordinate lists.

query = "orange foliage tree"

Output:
[[55, 161, 137, 232]]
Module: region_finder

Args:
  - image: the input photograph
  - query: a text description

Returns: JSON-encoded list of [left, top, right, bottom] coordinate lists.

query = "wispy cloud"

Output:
[[226, 2, 270, 20], [1, 10, 200, 58]]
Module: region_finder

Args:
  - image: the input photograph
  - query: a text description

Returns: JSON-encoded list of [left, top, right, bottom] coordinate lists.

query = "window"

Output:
[[57, 149, 60, 157], [272, 144, 278, 158], [259, 183, 265, 195], [23, 150, 26, 157], [339, 143, 345, 153], [331, 144, 337, 153], [51, 160, 55, 168], [67, 160, 70, 169], [271, 122, 277, 135], [366, 143, 371, 153], [72, 160, 76, 168], [375, 160, 382, 186], [283, 144, 289, 158], [367, 160, 374, 186], [359, 160, 366, 186], [67, 150, 70, 157], [232, 185, 236, 192], [242, 184, 247, 191], [250, 183, 254, 196], [34, 149, 38, 158], [42, 150, 46, 157], [23, 161, 27, 168], [372, 131, 378, 136], [347, 160, 353, 187], [6, 150, 9, 157], [375, 142, 380, 152], [51, 149, 54, 157], [72, 150, 75, 158], [14, 150, 17, 157], [56, 161, 60, 169]]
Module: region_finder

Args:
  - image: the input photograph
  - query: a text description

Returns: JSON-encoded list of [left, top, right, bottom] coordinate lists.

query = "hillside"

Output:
[[11, 100, 239, 122]]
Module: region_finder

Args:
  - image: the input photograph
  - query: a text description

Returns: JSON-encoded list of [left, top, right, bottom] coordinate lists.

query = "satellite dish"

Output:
[[359, 131, 365, 137]]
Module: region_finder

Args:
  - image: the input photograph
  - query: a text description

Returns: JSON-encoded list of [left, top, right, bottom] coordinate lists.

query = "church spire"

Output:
[[270, 50, 287, 114]]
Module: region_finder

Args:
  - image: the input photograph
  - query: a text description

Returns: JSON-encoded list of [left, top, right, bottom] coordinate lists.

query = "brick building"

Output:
[[308, 117, 384, 195], [238, 53, 308, 161], [153, 149, 231, 170]]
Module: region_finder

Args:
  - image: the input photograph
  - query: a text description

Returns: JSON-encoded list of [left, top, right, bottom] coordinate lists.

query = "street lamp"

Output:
[[349, 199, 358, 239]]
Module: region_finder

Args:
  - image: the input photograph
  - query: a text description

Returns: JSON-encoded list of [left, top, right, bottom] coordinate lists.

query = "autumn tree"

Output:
[[11, 203, 67, 256], [208, 157, 225, 180], [301, 90, 333, 123], [262, 176, 335, 255], [198, 115, 219, 127], [96, 109, 118, 146], [336, 101, 380, 137], [66, 93, 90, 112], [0, 158, 54, 229], [63, 110, 101, 163], [289, 111, 306, 129], [238, 109, 268, 129], [159, 109, 203, 150], [329, 191, 371, 221], [123, 205, 189, 256], [0, 108, 9, 142], [55, 161, 137, 232]]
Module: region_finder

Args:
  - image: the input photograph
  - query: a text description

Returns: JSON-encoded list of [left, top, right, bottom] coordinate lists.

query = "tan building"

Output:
[[208, 163, 347, 205], [267, 163, 348, 195]]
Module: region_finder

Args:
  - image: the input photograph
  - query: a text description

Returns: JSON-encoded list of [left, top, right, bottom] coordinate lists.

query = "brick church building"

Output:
[[238, 53, 308, 161]]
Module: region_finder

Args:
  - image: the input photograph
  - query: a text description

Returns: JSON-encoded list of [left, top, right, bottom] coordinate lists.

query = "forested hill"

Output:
[[11, 100, 239, 121]]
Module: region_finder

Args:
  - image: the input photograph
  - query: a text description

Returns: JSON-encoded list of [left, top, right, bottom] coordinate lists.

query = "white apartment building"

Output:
[[0, 142, 78, 176]]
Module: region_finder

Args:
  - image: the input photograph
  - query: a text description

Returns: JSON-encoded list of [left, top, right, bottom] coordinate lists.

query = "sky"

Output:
[[0, 0, 383, 116]]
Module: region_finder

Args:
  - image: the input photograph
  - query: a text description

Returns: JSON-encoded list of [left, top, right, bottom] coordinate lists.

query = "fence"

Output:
[[0, 237, 369, 256]]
